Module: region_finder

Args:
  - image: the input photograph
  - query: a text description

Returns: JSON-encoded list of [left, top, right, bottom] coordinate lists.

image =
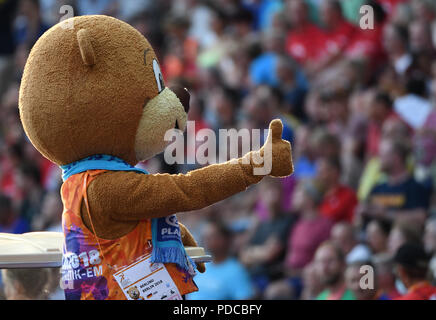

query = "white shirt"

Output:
[[394, 94, 432, 129]]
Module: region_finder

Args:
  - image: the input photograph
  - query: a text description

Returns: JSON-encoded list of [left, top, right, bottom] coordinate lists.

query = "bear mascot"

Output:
[[18, 15, 293, 300]]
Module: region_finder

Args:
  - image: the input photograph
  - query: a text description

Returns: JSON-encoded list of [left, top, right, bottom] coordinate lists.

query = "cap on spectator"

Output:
[[393, 242, 430, 270]]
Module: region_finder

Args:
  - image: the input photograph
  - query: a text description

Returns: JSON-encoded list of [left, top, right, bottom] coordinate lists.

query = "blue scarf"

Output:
[[61, 154, 195, 274]]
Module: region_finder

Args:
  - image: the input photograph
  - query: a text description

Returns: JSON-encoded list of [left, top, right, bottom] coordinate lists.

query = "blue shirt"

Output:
[[0, 217, 29, 234], [250, 53, 279, 87], [187, 257, 254, 300], [294, 156, 317, 180], [369, 176, 431, 211]]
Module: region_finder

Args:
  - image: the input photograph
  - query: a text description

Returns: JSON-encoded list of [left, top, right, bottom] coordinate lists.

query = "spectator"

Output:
[[308, 0, 357, 74], [291, 125, 318, 181], [249, 29, 287, 88], [312, 131, 341, 160], [317, 156, 358, 223], [219, 41, 252, 91], [265, 180, 332, 299], [284, 180, 333, 272], [408, 19, 436, 64], [394, 76, 432, 130], [275, 56, 308, 120], [1, 268, 50, 300], [75, 0, 117, 16], [321, 90, 350, 137], [410, 0, 436, 26], [314, 241, 356, 300], [15, 162, 46, 225], [362, 138, 429, 226], [14, 0, 49, 48], [45, 268, 65, 300], [196, 9, 231, 69], [162, 14, 198, 82], [343, 0, 386, 66], [372, 253, 401, 299], [383, 23, 412, 76], [300, 262, 323, 300], [423, 218, 436, 282], [242, 0, 283, 31], [239, 178, 295, 294], [393, 242, 436, 300], [284, 0, 325, 65], [207, 86, 239, 133], [242, 86, 294, 144], [365, 91, 397, 158], [356, 117, 411, 203], [0, 0, 18, 96], [31, 190, 63, 232], [0, 194, 29, 234], [330, 222, 372, 264], [185, 0, 215, 50], [320, 0, 356, 51], [387, 221, 422, 255], [366, 218, 392, 255], [188, 220, 254, 300], [413, 103, 436, 182]]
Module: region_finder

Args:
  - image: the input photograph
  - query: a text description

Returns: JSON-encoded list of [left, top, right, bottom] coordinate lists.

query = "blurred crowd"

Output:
[[1, 0, 436, 300]]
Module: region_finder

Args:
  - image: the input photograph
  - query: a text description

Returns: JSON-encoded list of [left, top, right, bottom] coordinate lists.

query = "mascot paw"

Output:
[[257, 119, 294, 178]]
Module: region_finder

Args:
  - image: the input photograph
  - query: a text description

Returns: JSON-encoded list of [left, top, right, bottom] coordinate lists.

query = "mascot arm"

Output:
[[86, 120, 293, 221], [87, 156, 263, 220]]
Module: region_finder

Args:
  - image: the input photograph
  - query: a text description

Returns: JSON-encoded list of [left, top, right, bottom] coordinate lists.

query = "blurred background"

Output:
[[1, 0, 436, 300]]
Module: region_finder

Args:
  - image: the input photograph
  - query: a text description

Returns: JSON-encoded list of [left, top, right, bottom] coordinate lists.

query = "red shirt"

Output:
[[319, 185, 358, 223], [285, 216, 333, 269], [323, 20, 357, 55], [395, 282, 436, 300], [286, 23, 326, 64], [0, 156, 21, 200], [345, 22, 386, 66]]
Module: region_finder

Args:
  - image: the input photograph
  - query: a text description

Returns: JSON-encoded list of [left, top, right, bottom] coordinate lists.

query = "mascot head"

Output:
[[19, 15, 190, 166]]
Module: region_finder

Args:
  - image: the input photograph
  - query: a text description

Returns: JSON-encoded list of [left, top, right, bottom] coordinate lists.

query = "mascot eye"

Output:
[[152, 59, 165, 93]]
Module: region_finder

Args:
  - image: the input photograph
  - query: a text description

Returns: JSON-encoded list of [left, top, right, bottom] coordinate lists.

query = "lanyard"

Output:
[[82, 172, 113, 270]]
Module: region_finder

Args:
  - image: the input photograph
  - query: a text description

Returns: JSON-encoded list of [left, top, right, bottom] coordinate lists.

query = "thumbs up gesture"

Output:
[[253, 119, 294, 177]]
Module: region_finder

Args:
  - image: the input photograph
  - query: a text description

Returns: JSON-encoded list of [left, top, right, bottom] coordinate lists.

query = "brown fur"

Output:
[[18, 15, 294, 275], [19, 15, 159, 166]]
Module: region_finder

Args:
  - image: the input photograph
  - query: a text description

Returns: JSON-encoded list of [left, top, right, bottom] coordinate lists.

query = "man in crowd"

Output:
[[394, 242, 436, 300], [314, 241, 355, 300], [330, 222, 371, 264], [1, 268, 50, 300], [188, 220, 254, 300], [424, 218, 436, 282], [361, 139, 429, 227], [317, 156, 358, 223]]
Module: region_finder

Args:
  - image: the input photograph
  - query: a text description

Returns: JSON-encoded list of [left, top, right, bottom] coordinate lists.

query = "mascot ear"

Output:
[[77, 29, 95, 66]]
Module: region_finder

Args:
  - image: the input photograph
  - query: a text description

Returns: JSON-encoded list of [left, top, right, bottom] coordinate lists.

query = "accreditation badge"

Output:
[[113, 254, 182, 300]]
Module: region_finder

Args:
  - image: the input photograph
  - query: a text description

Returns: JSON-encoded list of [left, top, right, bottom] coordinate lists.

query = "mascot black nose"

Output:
[[170, 86, 190, 113]]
